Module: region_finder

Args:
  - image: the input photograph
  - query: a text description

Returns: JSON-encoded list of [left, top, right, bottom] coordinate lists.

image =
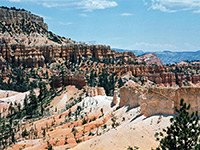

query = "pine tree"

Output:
[[42, 128, 46, 137], [11, 129, 15, 144], [24, 94, 28, 115], [8, 103, 14, 116], [27, 89, 38, 118], [38, 82, 48, 102], [46, 141, 53, 150], [89, 70, 95, 87], [40, 102, 44, 116], [17, 103, 21, 118], [155, 99, 200, 150], [118, 77, 124, 88], [22, 129, 29, 138]]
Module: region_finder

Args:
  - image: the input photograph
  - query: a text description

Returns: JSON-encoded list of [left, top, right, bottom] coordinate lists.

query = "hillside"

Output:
[[0, 6, 72, 45], [0, 89, 172, 150], [137, 53, 163, 66]]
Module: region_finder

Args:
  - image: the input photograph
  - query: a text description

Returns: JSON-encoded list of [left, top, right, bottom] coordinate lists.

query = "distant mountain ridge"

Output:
[[155, 50, 200, 64], [113, 48, 200, 64], [112, 48, 145, 56]]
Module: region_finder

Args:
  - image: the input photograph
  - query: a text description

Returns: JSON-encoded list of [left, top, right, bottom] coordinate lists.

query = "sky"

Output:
[[1, 0, 200, 52]]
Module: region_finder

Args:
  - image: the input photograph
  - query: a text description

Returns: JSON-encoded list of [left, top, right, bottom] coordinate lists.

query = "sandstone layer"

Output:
[[120, 85, 200, 117], [104, 65, 200, 87], [0, 42, 138, 67], [0, 7, 48, 30], [86, 87, 106, 97], [52, 73, 87, 88]]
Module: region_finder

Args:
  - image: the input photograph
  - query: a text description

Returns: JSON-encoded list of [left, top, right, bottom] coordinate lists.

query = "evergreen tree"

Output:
[[155, 99, 200, 150], [118, 77, 124, 88], [89, 70, 95, 87], [108, 72, 115, 95], [40, 102, 44, 116], [24, 94, 28, 115], [22, 129, 29, 138], [46, 141, 53, 150], [11, 129, 15, 144], [27, 89, 38, 118], [42, 128, 46, 137], [17, 103, 21, 118], [38, 82, 48, 102], [8, 103, 14, 116]]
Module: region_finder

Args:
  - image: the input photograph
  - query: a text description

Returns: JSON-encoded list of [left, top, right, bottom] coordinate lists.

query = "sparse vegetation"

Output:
[[46, 141, 53, 150], [155, 99, 200, 150]]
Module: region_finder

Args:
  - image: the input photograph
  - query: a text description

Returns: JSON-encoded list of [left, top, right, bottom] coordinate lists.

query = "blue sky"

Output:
[[1, 0, 200, 52]]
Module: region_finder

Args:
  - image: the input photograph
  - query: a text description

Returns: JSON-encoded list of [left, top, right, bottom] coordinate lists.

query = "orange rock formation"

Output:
[[120, 85, 200, 117]]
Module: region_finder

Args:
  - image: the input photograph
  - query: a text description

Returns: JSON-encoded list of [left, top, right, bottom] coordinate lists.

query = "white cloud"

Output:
[[42, 3, 64, 8], [149, 0, 200, 13], [84, 41, 97, 45], [143, 0, 148, 6], [9, 0, 21, 2], [120, 13, 133, 16], [8, 0, 118, 11], [76, 0, 118, 12], [59, 22, 73, 25], [79, 13, 88, 17], [193, 9, 200, 13]]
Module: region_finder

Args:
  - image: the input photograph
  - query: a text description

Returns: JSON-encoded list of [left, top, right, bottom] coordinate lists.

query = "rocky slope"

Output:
[[103, 63, 200, 87], [73, 114, 171, 150], [0, 7, 47, 30], [0, 88, 171, 150], [138, 53, 163, 66], [114, 48, 163, 66], [0, 7, 67, 45]]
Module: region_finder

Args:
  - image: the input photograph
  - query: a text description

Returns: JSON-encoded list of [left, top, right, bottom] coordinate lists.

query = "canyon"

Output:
[[0, 7, 200, 150]]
